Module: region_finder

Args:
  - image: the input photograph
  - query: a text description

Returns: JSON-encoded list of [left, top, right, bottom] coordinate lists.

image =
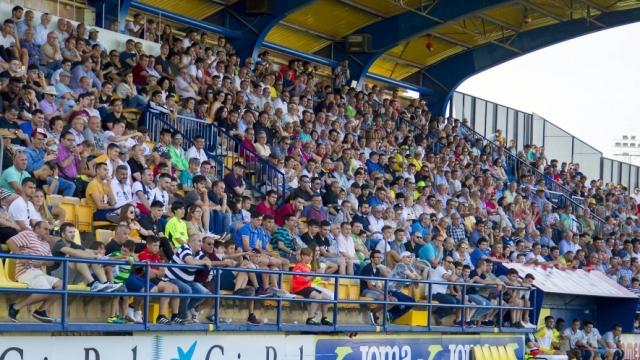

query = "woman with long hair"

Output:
[[115, 203, 149, 241], [185, 205, 206, 237], [32, 189, 65, 229]]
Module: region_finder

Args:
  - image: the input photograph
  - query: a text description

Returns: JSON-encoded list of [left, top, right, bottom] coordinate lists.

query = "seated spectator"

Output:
[[139, 200, 173, 259], [196, 238, 261, 325], [224, 161, 246, 200], [135, 236, 180, 324], [50, 222, 122, 292], [534, 316, 566, 356], [602, 324, 624, 360], [85, 162, 117, 221], [503, 269, 536, 328], [291, 248, 333, 326], [165, 233, 212, 324], [6, 221, 61, 323], [165, 201, 188, 248], [0, 152, 29, 195], [271, 214, 300, 263], [8, 177, 40, 231], [301, 194, 328, 222]]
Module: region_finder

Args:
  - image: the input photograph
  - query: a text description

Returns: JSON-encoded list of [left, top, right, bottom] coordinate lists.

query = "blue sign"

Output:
[[315, 335, 524, 360]]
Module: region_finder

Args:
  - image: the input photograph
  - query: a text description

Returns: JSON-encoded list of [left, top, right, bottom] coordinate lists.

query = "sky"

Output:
[[456, 21, 640, 160]]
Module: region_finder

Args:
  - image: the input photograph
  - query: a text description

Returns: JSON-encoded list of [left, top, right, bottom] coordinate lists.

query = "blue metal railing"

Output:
[[143, 110, 287, 204], [0, 253, 536, 333]]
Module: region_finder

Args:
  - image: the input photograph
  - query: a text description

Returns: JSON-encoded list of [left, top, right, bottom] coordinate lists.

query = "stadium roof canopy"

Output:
[[128, 0, 640, 111]]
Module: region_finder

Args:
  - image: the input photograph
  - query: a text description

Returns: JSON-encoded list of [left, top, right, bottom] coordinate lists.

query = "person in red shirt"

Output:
[[291, 247, 333, 326], [137, 236, 180, 324], [255, 190, 277, 218], [131, 55, 149, 86], [275, 195, 304, 226]]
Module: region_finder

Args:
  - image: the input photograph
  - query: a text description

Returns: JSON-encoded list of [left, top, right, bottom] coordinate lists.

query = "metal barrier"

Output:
[[0, 253, 536, 333], [144, 110, 225, 180], [392, 114, 598, 236], [143, 110, 287, 204], [459, 123, 605, 237]]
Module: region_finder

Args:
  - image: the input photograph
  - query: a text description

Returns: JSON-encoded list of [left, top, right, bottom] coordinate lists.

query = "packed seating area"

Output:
[[0, 3, 634, 357]]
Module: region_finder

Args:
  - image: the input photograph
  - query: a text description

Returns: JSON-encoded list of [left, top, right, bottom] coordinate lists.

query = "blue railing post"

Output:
[[61, 259, 68, 331], [214, 267, 220, 331], [382, 278, 388, 332], [276, 272, 282, 331], [143, 262, 150, 330], [332, 275, 338, 331], [427, 283, 433, 331]]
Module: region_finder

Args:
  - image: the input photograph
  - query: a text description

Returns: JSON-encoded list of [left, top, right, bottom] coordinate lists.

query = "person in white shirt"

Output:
[[336, 222, 357, 275], [563, 319, 588, 360], [8, 178, 41, 231], [34, 13, 51, 46], [131, 168, 155, 215], [110, 165, 133, 208], [125, 14, 143, 37], [149, 173, 171, 214], [187, 135, 208, 164]]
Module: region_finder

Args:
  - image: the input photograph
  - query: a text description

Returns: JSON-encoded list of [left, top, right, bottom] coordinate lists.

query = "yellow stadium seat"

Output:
[[472, 346, 486, 360], [58, 201, 77, 226], [47, 194, 63, 206], [62, 196, 80, 205], [2, 259, 27, 288], [96, 229, 114, 243], [77, 202, 112, 232], [394, 309, 428, 326]]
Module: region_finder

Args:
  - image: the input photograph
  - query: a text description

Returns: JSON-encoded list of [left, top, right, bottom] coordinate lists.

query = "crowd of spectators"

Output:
[[0, 5, 638, 346]]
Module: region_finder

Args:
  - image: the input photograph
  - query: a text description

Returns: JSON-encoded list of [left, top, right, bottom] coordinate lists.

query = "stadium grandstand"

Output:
[[0, 0, 638, 359]]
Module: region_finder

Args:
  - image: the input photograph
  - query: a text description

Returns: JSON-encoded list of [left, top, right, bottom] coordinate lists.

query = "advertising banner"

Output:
[[0, 333, 524, 360], [0, 334, 313, 360], [315, 334, 525, 360], [620, 334, 640, 360]]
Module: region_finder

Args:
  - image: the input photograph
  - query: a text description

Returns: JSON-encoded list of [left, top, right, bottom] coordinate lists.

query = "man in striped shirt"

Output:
[[165, 233, 212, 324], [6, 221, 61, 323]]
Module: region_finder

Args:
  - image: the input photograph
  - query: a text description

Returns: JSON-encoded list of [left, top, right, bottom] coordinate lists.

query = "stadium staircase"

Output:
[[143, 110, 286, 204]]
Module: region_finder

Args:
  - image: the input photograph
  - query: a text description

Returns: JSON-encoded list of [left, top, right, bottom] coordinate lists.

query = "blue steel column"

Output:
[[224, 0, 315, 61], [324, 0, 513, 88]]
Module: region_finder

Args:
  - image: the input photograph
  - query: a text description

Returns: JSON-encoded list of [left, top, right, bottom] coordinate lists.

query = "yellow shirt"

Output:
[[409, 158, 423, 172], [85, 179, 109, 211]]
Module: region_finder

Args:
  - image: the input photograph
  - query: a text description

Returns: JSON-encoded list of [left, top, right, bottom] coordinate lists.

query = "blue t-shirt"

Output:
[[235, 223, 260, 250], [410, 222, 431, 239], [470, 247, 491, 268]]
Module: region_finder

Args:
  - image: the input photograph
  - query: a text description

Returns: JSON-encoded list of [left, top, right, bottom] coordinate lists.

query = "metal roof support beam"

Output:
[[576, 0, 608, 13], [517, 0, 565, 22], [477, 13, 521, 32], [225, 0, 315, 61], [129, 1, 242, 39], [280, 21, 340, 42], [262, 41, 338, 68], [339, 0, 387, 18], [329, 0, 515, 88], [430, 32, 472, 48], [421, 6, 640, 115]]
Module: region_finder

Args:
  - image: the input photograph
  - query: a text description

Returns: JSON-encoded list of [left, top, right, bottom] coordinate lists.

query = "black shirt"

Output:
[[359, 263, 381, 293], [50, 240, 85, 271], [128, 158, 145, 180], [139, 214, 163, 239], [105, 239, 121, 256], [102, 111, 125, 131], [300, 232, 321, 248]]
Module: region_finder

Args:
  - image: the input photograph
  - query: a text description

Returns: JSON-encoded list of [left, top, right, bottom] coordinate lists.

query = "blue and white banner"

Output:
[[314, 334, 525, 360]]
